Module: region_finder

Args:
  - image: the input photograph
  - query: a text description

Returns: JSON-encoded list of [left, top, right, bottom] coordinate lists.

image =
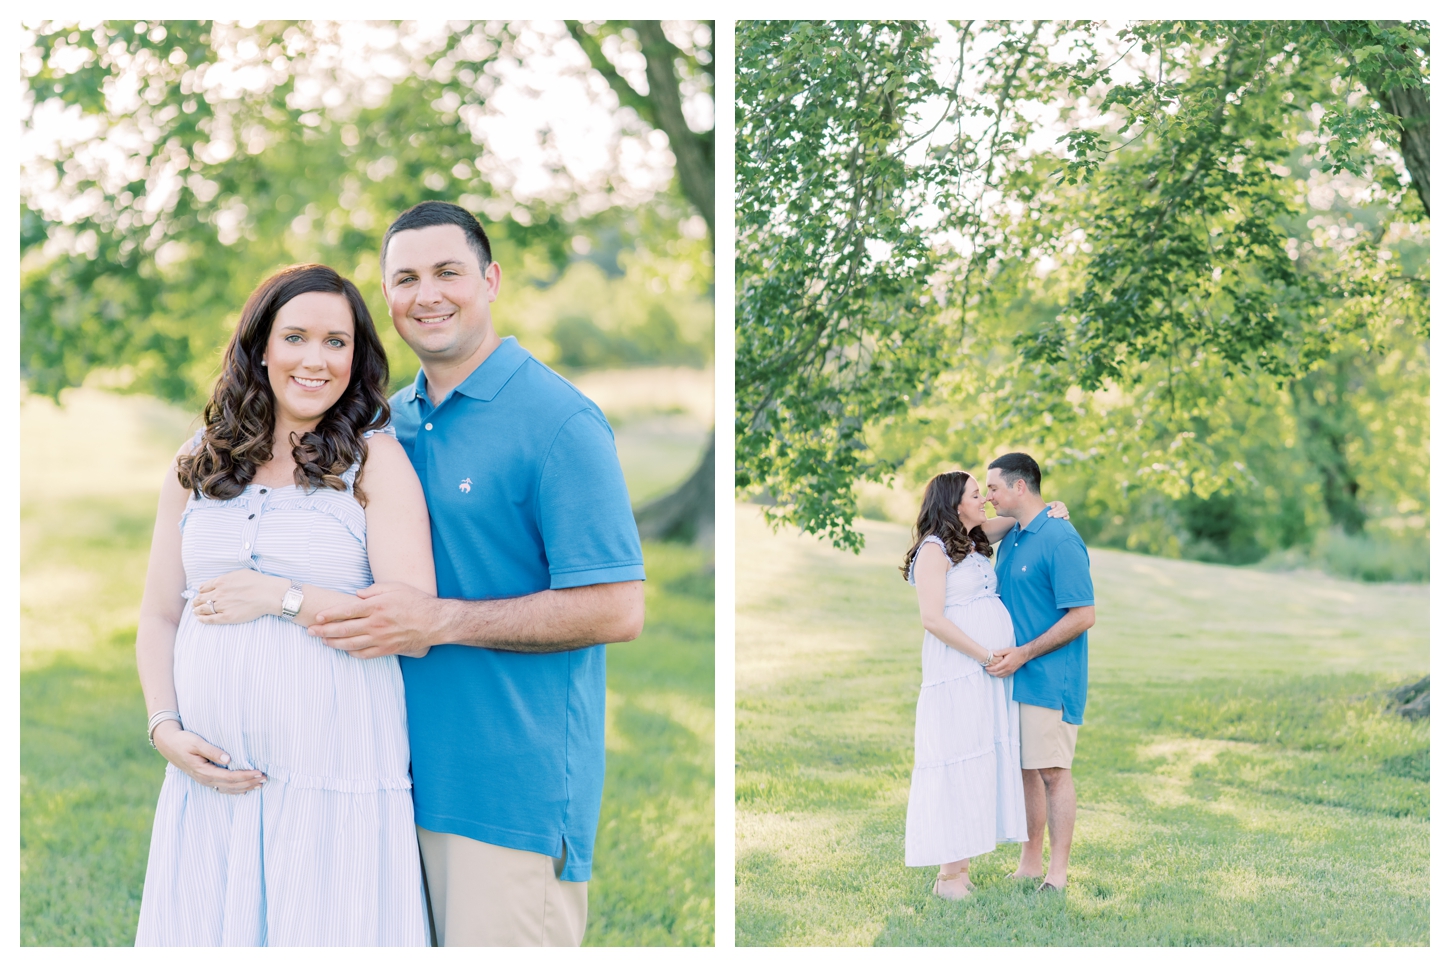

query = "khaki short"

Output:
[[416, 826, 588, 946], [1020, 702, 1078, 770]]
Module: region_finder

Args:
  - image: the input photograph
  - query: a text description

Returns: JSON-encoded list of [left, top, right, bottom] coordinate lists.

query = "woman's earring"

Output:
[[262, 360, 268, 366]]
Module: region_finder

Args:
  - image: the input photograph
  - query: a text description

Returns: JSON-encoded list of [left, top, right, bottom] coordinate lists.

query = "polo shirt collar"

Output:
[[456, 336, 530, 401], [405, 366, 427, 403], [404, 336, 531, 405], [1021, 506, 1052, 533]]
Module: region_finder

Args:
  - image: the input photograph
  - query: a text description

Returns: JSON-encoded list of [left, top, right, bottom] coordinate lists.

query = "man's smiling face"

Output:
[[985, 467, 1019, 517], [382, 223, 502, 364]]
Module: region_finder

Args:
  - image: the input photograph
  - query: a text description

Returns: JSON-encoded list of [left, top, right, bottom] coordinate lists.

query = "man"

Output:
[[983, 452, 1094, 893], [309, 201, 645, 945]]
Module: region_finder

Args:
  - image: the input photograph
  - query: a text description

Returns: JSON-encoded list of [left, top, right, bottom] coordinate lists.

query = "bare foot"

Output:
[[1009, 866, 1042, 880], [933, 872, 974, 900]]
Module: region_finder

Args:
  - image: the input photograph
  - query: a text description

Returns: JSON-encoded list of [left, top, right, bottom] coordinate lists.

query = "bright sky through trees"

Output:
[[20, 20, 710, 238]]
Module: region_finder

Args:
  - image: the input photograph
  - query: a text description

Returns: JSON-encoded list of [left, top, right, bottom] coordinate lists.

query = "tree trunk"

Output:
[[632, 20, 715, 235], [1375, 82, 1430, 214], [635, 432, 714, 546], [1374, 20, 1430, 214], [1292, 359, 1368, 535], [629, 22, 715, 544], [569, 21, 717, 545], [1388, 675, 1429, 720]]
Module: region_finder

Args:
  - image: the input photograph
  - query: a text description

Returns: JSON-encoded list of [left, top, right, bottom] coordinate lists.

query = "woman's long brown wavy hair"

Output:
[[177, 264, 390, 505], [900, 471, 994, 581]]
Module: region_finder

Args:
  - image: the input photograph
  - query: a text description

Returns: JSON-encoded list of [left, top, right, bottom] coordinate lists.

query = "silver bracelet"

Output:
[[980, 651, 995, 666], [148, 709, 182, 749]]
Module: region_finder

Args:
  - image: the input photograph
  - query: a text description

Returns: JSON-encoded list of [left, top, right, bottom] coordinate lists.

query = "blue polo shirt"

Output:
[[994, 508, 1094, 725], [390, 336, 645, 881]]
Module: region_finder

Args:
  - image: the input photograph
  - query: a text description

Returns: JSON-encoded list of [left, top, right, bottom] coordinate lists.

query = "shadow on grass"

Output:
[[734, 849, 789, 947], [21, 645, 158, 946], [589, 700, 713, 944], [586, 540, 715, 945], [1094, 675, 1431, 819], [737, 674, 1428, 946], [872, 797, 1247, 946]]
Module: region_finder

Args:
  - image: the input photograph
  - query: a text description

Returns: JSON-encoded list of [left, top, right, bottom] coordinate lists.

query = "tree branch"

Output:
[[632, 20, 715, 235]]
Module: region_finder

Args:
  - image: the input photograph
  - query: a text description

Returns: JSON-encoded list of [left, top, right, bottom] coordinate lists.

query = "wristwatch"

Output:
[[281, 583, 304, 618]]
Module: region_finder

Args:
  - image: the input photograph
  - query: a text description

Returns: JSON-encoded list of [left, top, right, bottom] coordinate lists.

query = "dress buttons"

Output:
[[260, 488, 268, 494], [248, 514, 255, 520], [244, 542, 251, 550], [425, 423, 433, 431]]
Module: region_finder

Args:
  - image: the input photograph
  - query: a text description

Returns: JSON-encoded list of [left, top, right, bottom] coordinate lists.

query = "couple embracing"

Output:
[[134, 201, 645, 946], [903, 453, 1095, 898]]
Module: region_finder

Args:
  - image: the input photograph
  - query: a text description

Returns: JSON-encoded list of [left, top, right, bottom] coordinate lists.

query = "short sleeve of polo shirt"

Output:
[[1051, 537, 1095, 609], [538, 407, 646, 589]]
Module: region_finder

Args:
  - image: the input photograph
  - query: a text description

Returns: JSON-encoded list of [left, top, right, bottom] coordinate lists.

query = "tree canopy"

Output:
[[736, 20, 1428, 564], [22, 20, 715, 406]]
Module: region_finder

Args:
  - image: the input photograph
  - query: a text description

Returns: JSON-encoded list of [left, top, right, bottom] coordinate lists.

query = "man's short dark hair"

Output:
[[381, 201, 493, 275], [988, 451, 1042, 495]]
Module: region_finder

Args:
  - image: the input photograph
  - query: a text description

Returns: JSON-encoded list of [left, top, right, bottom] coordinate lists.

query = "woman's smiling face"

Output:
[[263, 291, 355, 427], [956, 474, 988, 530]]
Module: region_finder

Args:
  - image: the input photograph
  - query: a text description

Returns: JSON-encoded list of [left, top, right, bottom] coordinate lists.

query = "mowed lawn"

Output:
[[735, 505, 1429, 946], [19, 388, 714, 947]]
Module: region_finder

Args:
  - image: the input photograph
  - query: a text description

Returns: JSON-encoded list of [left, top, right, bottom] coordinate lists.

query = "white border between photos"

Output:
[[713, 14, 739, 952]]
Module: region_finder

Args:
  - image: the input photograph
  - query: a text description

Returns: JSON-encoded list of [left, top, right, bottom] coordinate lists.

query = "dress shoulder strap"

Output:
[[908, 535, 950, 586], [364, 424, 397, 440], [342, 424, 397, 490]]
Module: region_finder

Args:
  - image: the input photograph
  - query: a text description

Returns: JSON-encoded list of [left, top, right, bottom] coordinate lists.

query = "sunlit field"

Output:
[[735, 505, 1428, 946], [571, 365, 713, 505], [19, 379, 713, 947]]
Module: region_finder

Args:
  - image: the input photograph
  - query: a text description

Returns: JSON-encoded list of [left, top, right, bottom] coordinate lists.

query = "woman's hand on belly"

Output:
[[193, 569, 289, 625], [151, 721, 266, 794]]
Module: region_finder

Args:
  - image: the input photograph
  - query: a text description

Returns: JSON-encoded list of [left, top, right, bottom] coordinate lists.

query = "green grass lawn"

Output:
[[19, 389, 714, 946], [735, 505, 1428, 946]]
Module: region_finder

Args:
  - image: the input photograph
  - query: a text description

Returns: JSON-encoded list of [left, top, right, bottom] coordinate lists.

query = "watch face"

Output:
[[282, 587, 304, 616]]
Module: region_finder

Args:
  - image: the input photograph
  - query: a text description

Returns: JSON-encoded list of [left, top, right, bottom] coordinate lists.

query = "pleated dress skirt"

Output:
[[904, 591, 1029, 866]]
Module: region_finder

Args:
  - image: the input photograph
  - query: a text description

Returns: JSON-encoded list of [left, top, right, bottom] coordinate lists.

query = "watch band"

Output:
[[281, 583, 304, 618]]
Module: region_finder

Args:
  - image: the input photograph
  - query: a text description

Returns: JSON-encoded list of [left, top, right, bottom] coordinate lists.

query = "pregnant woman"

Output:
[[133, 264, 434, 945], [901, 470, 1065, 899]]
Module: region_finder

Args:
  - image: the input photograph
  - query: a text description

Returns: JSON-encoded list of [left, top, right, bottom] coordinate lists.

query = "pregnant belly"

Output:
[[172, 612, 410, 782], [922, 597, 1017, 685]]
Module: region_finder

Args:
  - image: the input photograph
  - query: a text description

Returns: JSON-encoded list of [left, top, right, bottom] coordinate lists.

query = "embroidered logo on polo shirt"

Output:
[[459, 477, 473, 494]]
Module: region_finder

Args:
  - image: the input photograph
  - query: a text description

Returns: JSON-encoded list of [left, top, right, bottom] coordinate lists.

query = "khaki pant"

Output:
[[1020, 702, 1079, 770], [417, 826, 588, 946]]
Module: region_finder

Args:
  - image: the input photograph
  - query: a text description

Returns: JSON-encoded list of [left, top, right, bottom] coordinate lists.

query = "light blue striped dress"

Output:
[[136, 431, 429, 946]]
